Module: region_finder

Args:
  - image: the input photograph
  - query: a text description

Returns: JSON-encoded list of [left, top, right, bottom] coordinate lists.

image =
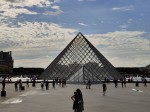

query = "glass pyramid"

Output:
[[39, 32, 121, 83]]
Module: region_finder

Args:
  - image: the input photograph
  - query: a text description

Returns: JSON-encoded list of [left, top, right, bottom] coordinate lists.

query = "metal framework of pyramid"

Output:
[[39, 32, 121, 83]]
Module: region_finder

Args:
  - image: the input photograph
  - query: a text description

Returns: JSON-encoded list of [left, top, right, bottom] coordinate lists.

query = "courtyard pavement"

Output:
[[0, 83, 150, 112]]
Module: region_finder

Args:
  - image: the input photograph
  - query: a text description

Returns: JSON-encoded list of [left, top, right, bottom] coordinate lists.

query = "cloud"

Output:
[[119, 24, 128, 30], [3, 0, 52, 7], [0, 7, 38, 18], [112, 5, 134, 12], [107, 55, 150, 67], [0, 20, 78, 68], [0, 0, 60, 18], [51, 5, 60, 10], [86, 31, 150, 67], [87, 31, 150, 50], [44, 10, 63, 15], [0, 21, 77, 50], [78, 0, 96, 2], [78, 23, 88, 26], [15, 56, 54, 68], [1, 23, 149, 68], [127, 18, 133, 23], [0, 1, 149, 68], [44, 5, 63, 16], [92, 23, 97, 26]]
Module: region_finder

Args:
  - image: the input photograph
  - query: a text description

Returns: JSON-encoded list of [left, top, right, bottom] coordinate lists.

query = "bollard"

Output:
[[21, 86, 25, 91], [1, 90, 6, 97], [135, 81, 139, 87]]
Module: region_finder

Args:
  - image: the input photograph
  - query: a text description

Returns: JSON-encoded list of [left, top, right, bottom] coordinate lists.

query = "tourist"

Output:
[[144, 78, 147, 87], [88, 79, 91, 89], [2, 78, 6, 91], [45, 80, 49, 90], [135, 80, 139, 87], [76, 89, 84, 112], [18, 79, 22, 91], [86, 79, 91, 89], [59, 79, 61, 87], [32, 79, 36, 87], [71, 92, 78, 112], [114, 79, 118, 88], [52, 79, 55, 88], [120, 78, 124, 88], [41, 81, 44, 90], [64, 79, 66, 86], [124, 78, 126, 87], [102, 83, 107, 96], [26, 79, 29, 88], [62, 79, 64, 87], [104, 77, 107, 83], [14, 81, 18, 91], [56, 77, 58, 85], [85, 80, 88, 89]]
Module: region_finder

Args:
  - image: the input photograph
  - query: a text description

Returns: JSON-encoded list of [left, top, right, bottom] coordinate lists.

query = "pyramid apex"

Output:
[[77, 32, 83, 35]]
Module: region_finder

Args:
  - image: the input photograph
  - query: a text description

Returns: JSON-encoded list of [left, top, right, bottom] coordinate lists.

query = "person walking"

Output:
[[2, 78, 6, 91], [41, 81, 44, 90], [14, 81, 18, 91], [144, 78, 147, 87], [45, 80, 49, 90], [18, 79, 22, 91], [114, 79, 118, 88], [88, 79, 91, 89], [120, 78, 124, 88], [102, 83, 107, 96], [26, 79, 29, 88], [85, 80, 88, 89], [124, 78, 126, 87], [52, 80, 55, 88]]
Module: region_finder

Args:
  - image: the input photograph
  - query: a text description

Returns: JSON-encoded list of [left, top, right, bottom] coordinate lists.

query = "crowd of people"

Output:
[[1, 77, 149, 112]]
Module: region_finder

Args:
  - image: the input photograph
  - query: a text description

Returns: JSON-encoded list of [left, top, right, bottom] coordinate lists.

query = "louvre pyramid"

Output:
[[39, 32, 121, 83]]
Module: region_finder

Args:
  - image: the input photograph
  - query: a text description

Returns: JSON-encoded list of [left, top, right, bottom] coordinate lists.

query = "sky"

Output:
[[0, 0, 150, 68]]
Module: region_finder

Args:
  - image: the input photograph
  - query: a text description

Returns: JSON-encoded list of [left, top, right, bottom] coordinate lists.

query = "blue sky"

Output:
[[0, 0, 150, 68]]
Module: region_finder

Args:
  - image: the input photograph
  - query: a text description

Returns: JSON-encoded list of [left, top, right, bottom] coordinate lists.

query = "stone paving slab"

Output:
[[0, 83, 150, 112]]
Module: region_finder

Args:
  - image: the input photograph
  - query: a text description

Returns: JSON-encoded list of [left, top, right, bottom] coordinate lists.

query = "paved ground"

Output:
[[0, 83, 150, 112]]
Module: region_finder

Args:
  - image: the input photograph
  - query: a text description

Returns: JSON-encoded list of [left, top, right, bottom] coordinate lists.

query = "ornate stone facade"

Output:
[[0, 51, 13, 73]]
